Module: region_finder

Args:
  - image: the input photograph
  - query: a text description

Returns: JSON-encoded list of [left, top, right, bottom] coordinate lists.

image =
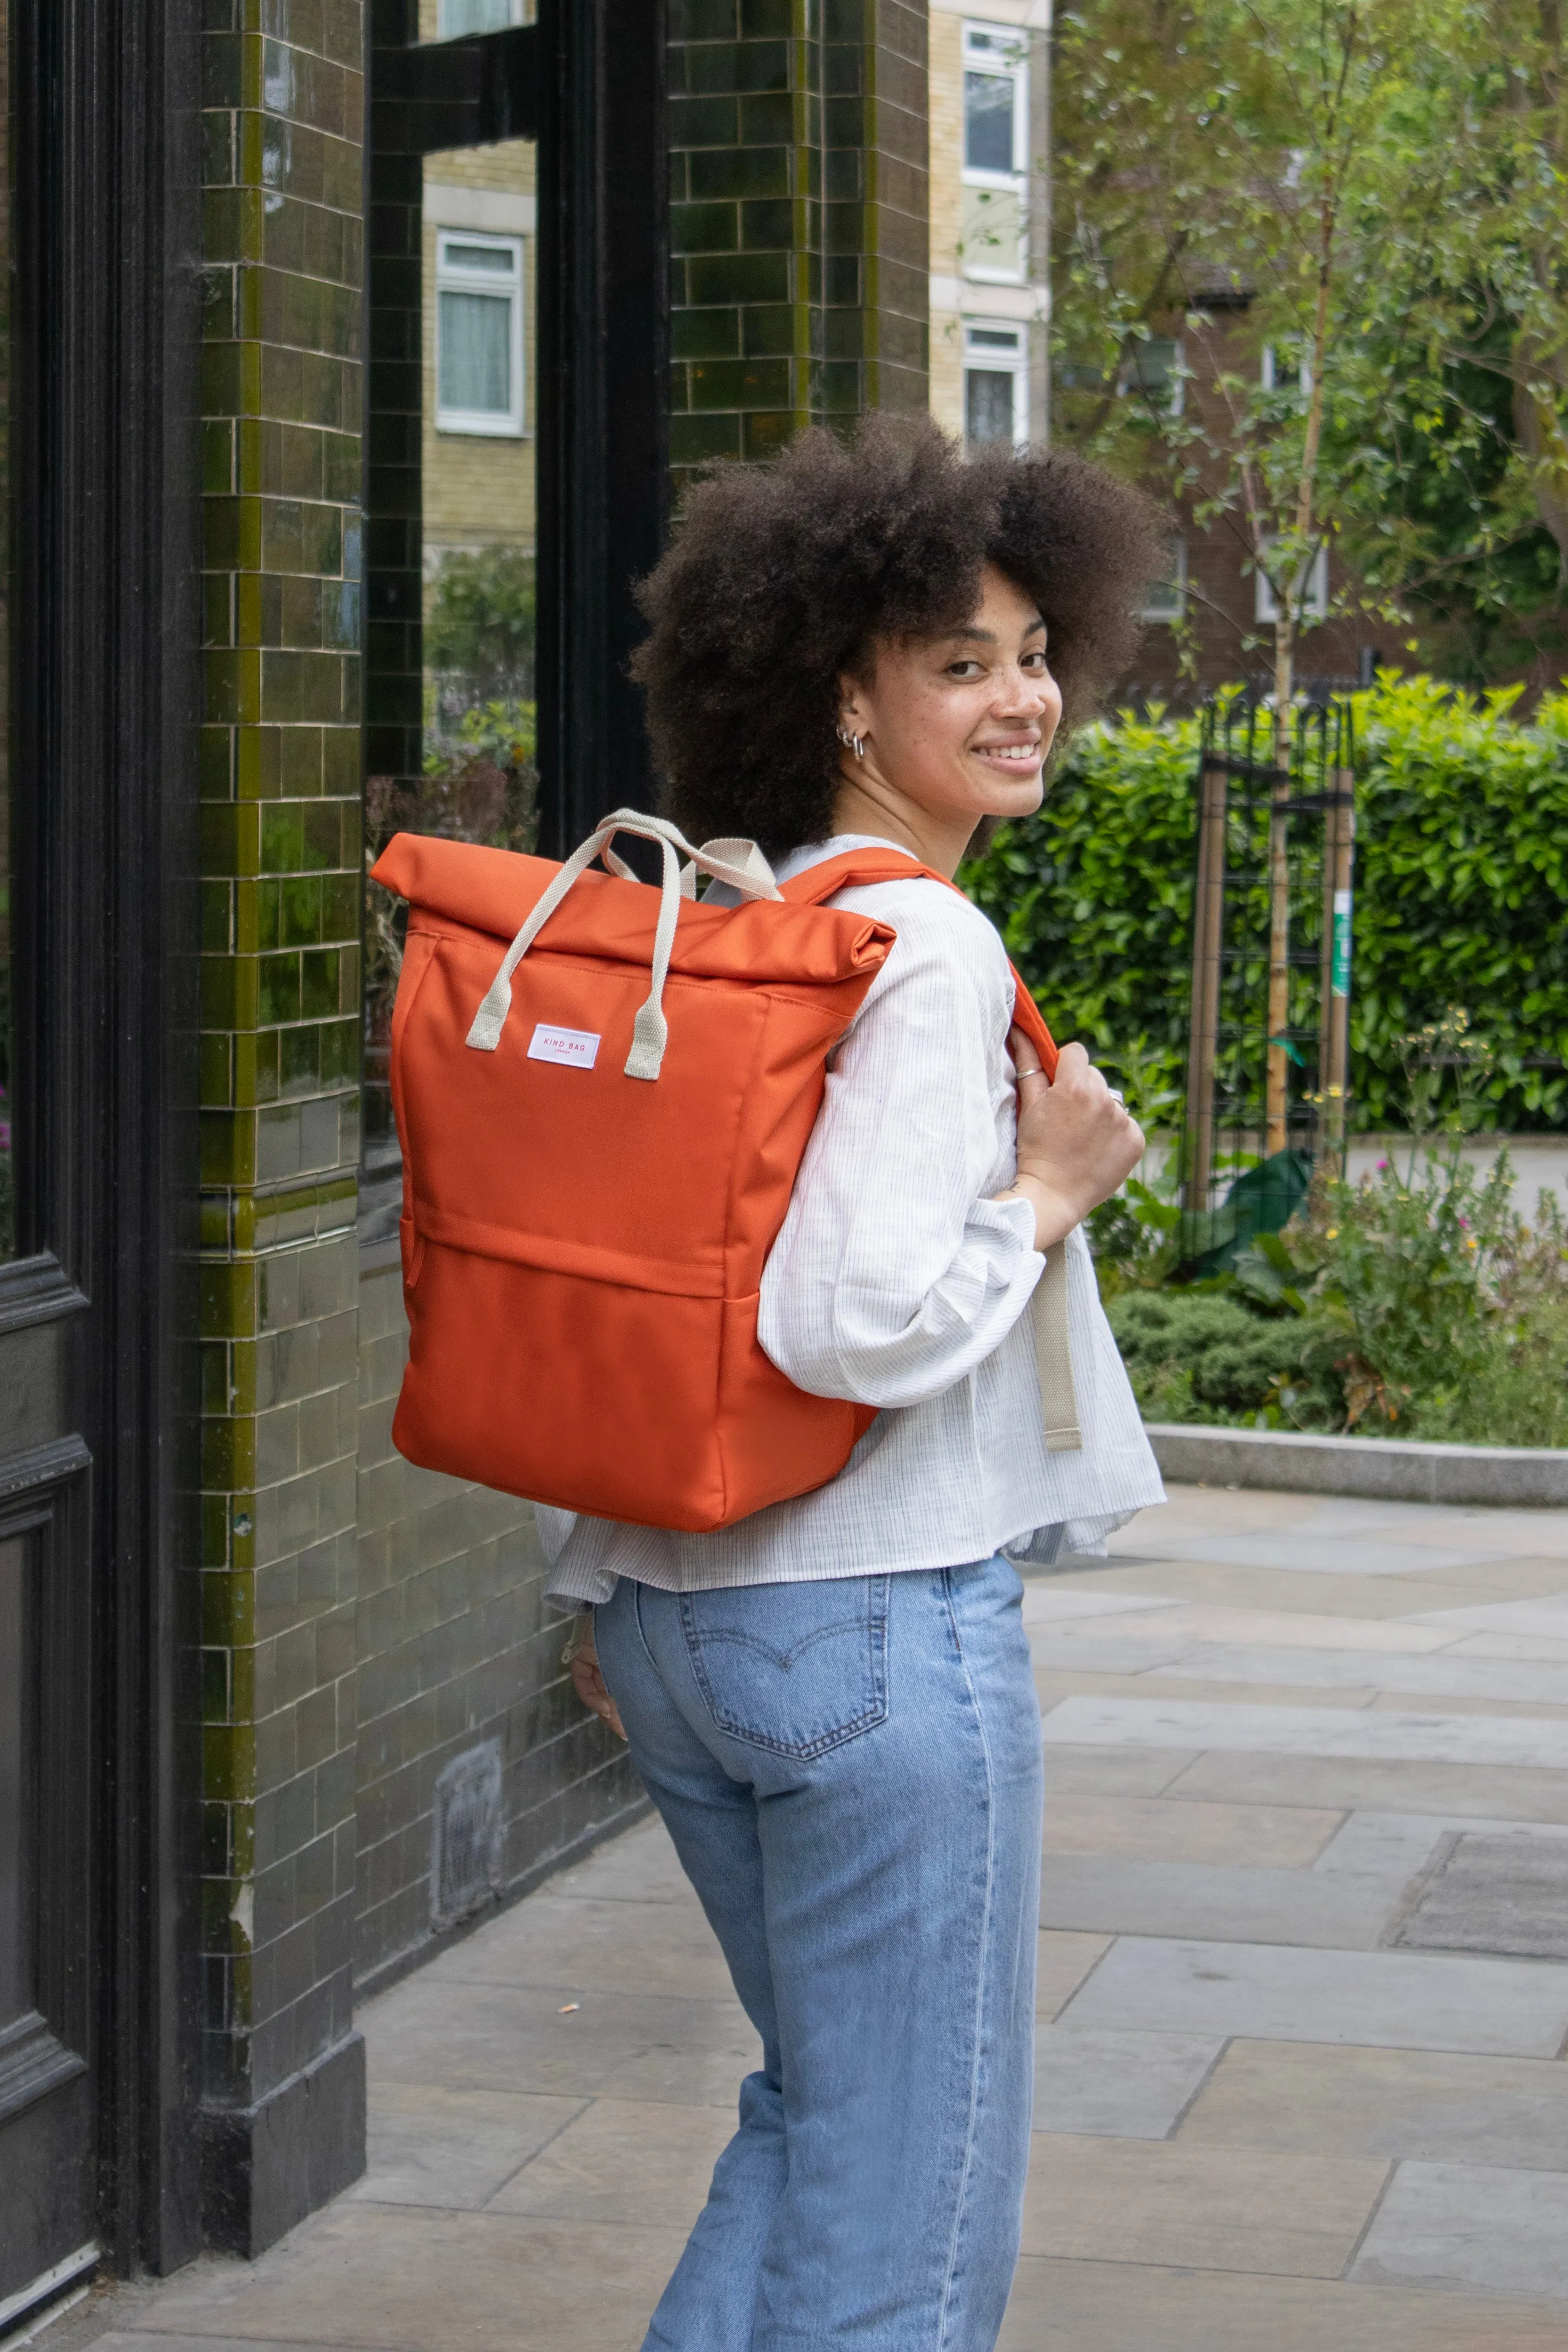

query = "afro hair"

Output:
[[631, 416, 1163, 857]]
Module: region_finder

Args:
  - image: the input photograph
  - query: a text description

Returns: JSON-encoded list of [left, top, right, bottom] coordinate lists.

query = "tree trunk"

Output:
[[1265, 611, 1294, 1158]]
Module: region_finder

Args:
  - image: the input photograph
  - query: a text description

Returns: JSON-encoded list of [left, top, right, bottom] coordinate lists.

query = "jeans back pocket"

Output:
[[679, 1576, 890, 1759]]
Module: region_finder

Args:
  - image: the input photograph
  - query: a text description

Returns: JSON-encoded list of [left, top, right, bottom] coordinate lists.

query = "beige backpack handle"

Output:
[[465, 809, 780, 1079]]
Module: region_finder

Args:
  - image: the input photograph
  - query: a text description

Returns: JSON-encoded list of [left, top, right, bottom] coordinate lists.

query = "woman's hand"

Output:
[[998, 1031, 1145, 1251], [565, 1616, 627, 1741]]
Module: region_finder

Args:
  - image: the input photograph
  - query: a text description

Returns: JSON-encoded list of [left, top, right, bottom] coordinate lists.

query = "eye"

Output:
[[946, 658, 986, 679], [1022, 648, 1050, 671]]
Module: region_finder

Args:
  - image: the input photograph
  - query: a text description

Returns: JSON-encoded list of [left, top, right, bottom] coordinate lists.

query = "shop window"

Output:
[[961, 22, 1028, 284], [1256, 541, 1329, 624], [1140, 537, 1188, 623], [963, 321, 1028, 448], [435, 232, 526, 435]]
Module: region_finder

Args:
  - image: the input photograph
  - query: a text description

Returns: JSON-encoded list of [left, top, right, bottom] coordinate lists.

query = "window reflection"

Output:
[[363, 134, 538, 1196]]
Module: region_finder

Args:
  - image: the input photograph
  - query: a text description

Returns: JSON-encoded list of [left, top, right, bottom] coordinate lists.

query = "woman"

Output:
[[543, 421, 1164, 2350]]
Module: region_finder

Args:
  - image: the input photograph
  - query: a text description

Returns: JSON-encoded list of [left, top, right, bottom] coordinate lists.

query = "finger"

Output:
[[1007, 1023, 1044, 1081]]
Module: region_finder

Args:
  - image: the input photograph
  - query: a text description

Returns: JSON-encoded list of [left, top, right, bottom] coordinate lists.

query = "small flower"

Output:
[[1326, 1226, 1339, 1239], [1377, 1158, 1389, 1171]]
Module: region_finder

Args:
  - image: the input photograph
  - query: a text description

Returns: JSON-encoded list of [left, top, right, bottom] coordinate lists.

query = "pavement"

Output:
[[57, 1484, 1568, 2350]]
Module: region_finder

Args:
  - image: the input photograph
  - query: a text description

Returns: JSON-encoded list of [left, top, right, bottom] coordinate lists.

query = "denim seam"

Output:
[[934, 1564, 998, 2351]]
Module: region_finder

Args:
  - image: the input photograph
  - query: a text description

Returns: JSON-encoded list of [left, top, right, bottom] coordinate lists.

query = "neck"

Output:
[[830, 765, 977, 880]]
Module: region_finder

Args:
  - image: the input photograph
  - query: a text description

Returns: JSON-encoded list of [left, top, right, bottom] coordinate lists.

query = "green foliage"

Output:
[[964, 678, 1568, 1133], [1102, 1135, 1568, 1445], [962, 707, 1201, 1112], [1106, 1290, 1340, 1427], [426, 544, 537, 703], [1052, 0, 1568, 677]]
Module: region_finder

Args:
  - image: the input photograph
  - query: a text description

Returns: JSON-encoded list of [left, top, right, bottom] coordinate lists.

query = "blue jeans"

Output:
[[594, 1555, 1043, 2352]]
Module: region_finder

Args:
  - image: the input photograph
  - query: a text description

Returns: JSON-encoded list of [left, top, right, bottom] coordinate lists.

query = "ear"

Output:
[[837, 673, 870, 733]]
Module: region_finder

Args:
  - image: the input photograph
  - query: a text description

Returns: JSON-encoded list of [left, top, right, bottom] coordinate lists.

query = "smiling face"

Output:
[[832, 562, 1064, 874]]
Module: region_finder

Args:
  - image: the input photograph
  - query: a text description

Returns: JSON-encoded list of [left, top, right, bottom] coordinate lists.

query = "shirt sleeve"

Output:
[[757, 886, 1045, 1410]]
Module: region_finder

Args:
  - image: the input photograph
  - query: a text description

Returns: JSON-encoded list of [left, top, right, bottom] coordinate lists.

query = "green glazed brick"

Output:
[[671, 201, 740, 256], [671, 306, 742, 360], [202, 104, 237, 188], [201, 1723, 257, 1806], [279, 874, 325, 946], [202, 29, 244, 108], [670, 92, 739, 147], [300, 947, 342, 1020], [259, 951, 304, 1026], [254, 1030, 282, 1104], [741, 303, 800, 357], [741, 410, 800, 458], [202, 266, 239, 345], [671, 411, 743, 464], [204, 417, 237, 496], [205, 574, 236, 649], [278, 1023, 323, 1096], [682, 39, 789, 96], [318, 1016, 359, 1084], [202, 878, 236, 954], [689, 356, 792, 410], [687, 250, 791, 306], [737, 90, 797, 147], [303, 798, 347, 869], [201, 1032, 235, 1112], [201, 1107, 259, 1190], [280, 726, 327, 797], [739, 0, 794, 34], [201, 1647, 233, 1726], [260, 803, 307, 874], [689, 144, 791, 202], [740, 198, 797, 252], [670, 0, 742, 36]]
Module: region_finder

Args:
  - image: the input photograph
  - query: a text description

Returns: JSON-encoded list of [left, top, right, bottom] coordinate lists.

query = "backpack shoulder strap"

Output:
[[781, 850, 1059, 1082]]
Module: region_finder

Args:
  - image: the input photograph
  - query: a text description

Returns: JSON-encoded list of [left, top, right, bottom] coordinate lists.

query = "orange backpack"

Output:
[[369, 811, 1059, 1534]]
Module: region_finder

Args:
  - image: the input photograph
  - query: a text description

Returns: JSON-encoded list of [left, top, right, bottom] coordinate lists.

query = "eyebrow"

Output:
[[942, 617, 1047, 645]]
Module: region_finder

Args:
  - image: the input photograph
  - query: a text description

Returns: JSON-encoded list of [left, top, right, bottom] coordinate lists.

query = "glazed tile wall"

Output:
[[669, 0, 929, 497], [198, 0, 367, 2131], [353, 1260, 643, 1989]]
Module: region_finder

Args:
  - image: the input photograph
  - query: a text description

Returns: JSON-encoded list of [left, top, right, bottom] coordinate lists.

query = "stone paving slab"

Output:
[[345, 2082, 585, 2210], [1179, 2039, 1568, 2171], [997, 2260, 1568, 2350], [1060, 1936, 1568, 2055], [1167, 1749, 1568, 1821], [1033, 2026, 1223, 2139], [1040, 1791, 1344, 1868], [1043, 1693, 1568, 1769], [118, 2212, 687, 2352], [1020, 2136, 1390, 2274], [1038, 1854, 1402, 1948], [1352, 2160, 1568, 2299]]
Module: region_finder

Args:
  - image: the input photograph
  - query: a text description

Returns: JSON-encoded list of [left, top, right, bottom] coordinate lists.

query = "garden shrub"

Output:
[[1105, 1291, 1340, 1427], [963, 676, 1568, 1132]]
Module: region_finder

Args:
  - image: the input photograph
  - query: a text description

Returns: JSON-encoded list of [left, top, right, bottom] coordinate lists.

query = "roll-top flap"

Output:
[[371, 832, 895, 987]]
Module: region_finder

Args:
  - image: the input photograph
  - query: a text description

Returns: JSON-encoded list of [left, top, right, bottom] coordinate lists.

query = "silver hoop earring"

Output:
[[837, 725, 865, 760]]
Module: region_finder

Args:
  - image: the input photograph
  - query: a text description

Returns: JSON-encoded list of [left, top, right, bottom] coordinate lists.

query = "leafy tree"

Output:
[[1052, 0, 1568, 682]]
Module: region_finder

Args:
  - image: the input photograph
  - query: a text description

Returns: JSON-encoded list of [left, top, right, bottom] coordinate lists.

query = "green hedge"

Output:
[[962, 676, 1568, 1132]]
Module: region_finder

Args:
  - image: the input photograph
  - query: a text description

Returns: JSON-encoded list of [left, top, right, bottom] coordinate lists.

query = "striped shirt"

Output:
[[540, 835, 1163, 1605]]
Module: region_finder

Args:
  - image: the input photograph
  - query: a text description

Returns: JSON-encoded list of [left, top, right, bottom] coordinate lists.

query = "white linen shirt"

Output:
[[539, 835, 1163, 1605]]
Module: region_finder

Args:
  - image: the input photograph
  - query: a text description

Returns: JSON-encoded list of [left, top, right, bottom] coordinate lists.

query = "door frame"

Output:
[[7, 0, 206, 2290]]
